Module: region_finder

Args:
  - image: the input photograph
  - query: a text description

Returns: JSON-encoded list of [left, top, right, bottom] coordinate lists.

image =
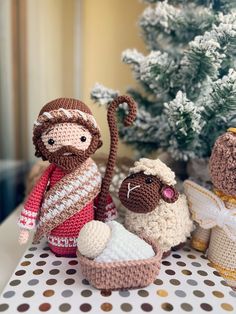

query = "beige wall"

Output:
[[0, 0, 146, 160], [0, 0, 16, 158], [26, 0, 76, 158], [81, 0, 146, 159], [27, 0, 146, 160]]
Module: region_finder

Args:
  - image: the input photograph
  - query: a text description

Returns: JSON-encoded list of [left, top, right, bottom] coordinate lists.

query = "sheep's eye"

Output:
[[48, 138, 55, 145], [145, 177, 153, 184], [80, 136, 86, 142], [129, 174, 136, 179]]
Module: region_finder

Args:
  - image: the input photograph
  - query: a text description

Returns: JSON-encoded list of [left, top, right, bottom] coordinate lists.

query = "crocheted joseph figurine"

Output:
[[184, 128, 236, 288], [17, 97, 137, 257]]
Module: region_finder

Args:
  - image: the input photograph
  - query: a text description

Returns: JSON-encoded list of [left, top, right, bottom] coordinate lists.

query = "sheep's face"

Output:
[[210, 131, 236, 196], [119, 171, 179, 213]]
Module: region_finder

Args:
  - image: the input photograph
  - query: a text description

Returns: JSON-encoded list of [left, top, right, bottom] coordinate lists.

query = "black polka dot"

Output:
[[141, 303, 153, 312], [172, 254, 181, 259], [80, 303, 92, 312], [15, 270, 26, 276], [162, 261, 171, 266], [17, 303, 30, 312], [66, 269, 76, 275], [40, 253, 49, 258], [200, 303, 213, 311]]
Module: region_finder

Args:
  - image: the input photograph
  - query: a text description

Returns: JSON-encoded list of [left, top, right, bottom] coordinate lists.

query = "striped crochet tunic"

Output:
[[18, 163, 116, 256]]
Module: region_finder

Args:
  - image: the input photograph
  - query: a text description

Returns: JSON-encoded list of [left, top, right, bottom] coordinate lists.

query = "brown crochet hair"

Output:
[[209, 130, 236, 196]]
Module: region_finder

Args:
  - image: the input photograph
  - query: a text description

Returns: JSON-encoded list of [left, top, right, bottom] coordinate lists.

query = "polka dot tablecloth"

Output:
[[0, 240, 235, 314]]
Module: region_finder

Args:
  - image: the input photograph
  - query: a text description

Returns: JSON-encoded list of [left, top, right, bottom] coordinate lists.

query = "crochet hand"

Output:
[[19, 229, 30, 245]]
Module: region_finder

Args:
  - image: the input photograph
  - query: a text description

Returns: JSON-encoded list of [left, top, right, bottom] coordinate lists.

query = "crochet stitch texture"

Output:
[[125, 196, 193, 252], [120, 158, 193, 253], [189, 129, 236, 288], [18, 96, 137, 257]]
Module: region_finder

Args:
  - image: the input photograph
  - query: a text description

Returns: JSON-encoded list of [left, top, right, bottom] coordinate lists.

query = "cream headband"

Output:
[[33, 108, 98, 130]]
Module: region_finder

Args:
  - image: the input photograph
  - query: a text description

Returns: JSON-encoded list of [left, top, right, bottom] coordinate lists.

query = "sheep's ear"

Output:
[[161, 185, 179, 203]]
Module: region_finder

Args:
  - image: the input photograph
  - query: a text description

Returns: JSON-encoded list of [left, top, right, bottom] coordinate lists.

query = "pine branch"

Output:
[[139, 51, 178, 98], [119, 108, 168, 155], [179, 13, 236, 98], [91, 2, 236, 162], [90, 83, 119, 106], [140, 1, 215, 51], [122, 49, 155, 94], [211, 0, 236, 13], [126, 88, 162, 114], [164, 91, 203, 160]]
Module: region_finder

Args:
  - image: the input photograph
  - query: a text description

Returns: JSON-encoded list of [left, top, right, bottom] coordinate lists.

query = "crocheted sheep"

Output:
[[119, 158, 194, 254]]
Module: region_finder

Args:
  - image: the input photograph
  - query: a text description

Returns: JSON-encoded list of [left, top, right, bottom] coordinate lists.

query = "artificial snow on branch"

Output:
[[91, 83, 119, 106], [91, 1, 236, 161]]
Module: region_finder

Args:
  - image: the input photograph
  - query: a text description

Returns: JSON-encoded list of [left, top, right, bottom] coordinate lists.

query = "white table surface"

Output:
[[0, 209, 236, 313], [0, 206, 33, 293]]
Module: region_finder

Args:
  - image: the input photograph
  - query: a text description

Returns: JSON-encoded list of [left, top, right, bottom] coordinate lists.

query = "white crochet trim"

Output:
[[34, 108, 98, 128], [43, 112, 53, 119], [47, 235, 77, 247], [59, 108, 72, 118], [17, 216, 36, 230], [21, 208, 38, 218]]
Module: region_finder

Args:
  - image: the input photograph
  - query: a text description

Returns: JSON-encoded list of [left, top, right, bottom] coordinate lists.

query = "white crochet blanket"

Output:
[[95, 221, 155, 262]]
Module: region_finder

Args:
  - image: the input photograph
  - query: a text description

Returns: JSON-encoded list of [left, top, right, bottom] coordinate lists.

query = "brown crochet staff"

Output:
[[96, 95, 137, 220], [17, 96, 137, 257]]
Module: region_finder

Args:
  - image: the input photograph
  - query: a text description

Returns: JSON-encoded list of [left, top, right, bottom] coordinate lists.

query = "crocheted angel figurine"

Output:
[[184, 128, 236, 288], [18, 96, 136, 256], [119, 158, 194, 255]]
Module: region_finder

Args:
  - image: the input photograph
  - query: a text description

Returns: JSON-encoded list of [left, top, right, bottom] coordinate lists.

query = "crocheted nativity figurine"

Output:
[[76, 220, 162, 290], [119, 158, 194, 255], [184, 128, 236, 288], [77, 220, 155, 262], [17, 96, 137, 256]]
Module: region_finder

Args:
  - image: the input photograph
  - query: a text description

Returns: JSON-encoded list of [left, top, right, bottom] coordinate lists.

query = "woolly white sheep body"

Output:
[[124, 194, 194, 252]]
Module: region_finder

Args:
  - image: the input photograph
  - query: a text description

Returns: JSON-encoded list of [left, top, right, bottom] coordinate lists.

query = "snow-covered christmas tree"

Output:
[[91, 0, 236, 162]]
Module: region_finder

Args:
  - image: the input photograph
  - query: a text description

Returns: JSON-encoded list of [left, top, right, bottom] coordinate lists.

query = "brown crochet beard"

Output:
[[119, 172, 179, 213], [209, 131, 236, 196], [33, 121, 102, 172]]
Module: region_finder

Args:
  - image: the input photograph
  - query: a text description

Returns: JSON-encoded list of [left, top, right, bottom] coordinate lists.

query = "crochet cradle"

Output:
[[77, 236, 162, 290]]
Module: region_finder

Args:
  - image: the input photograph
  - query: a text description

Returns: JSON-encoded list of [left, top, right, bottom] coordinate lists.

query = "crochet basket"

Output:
[[77, 236, 162, 290]]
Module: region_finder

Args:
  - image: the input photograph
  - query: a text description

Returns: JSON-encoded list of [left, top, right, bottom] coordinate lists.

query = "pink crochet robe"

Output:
[[18, 163, 116, 256]]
